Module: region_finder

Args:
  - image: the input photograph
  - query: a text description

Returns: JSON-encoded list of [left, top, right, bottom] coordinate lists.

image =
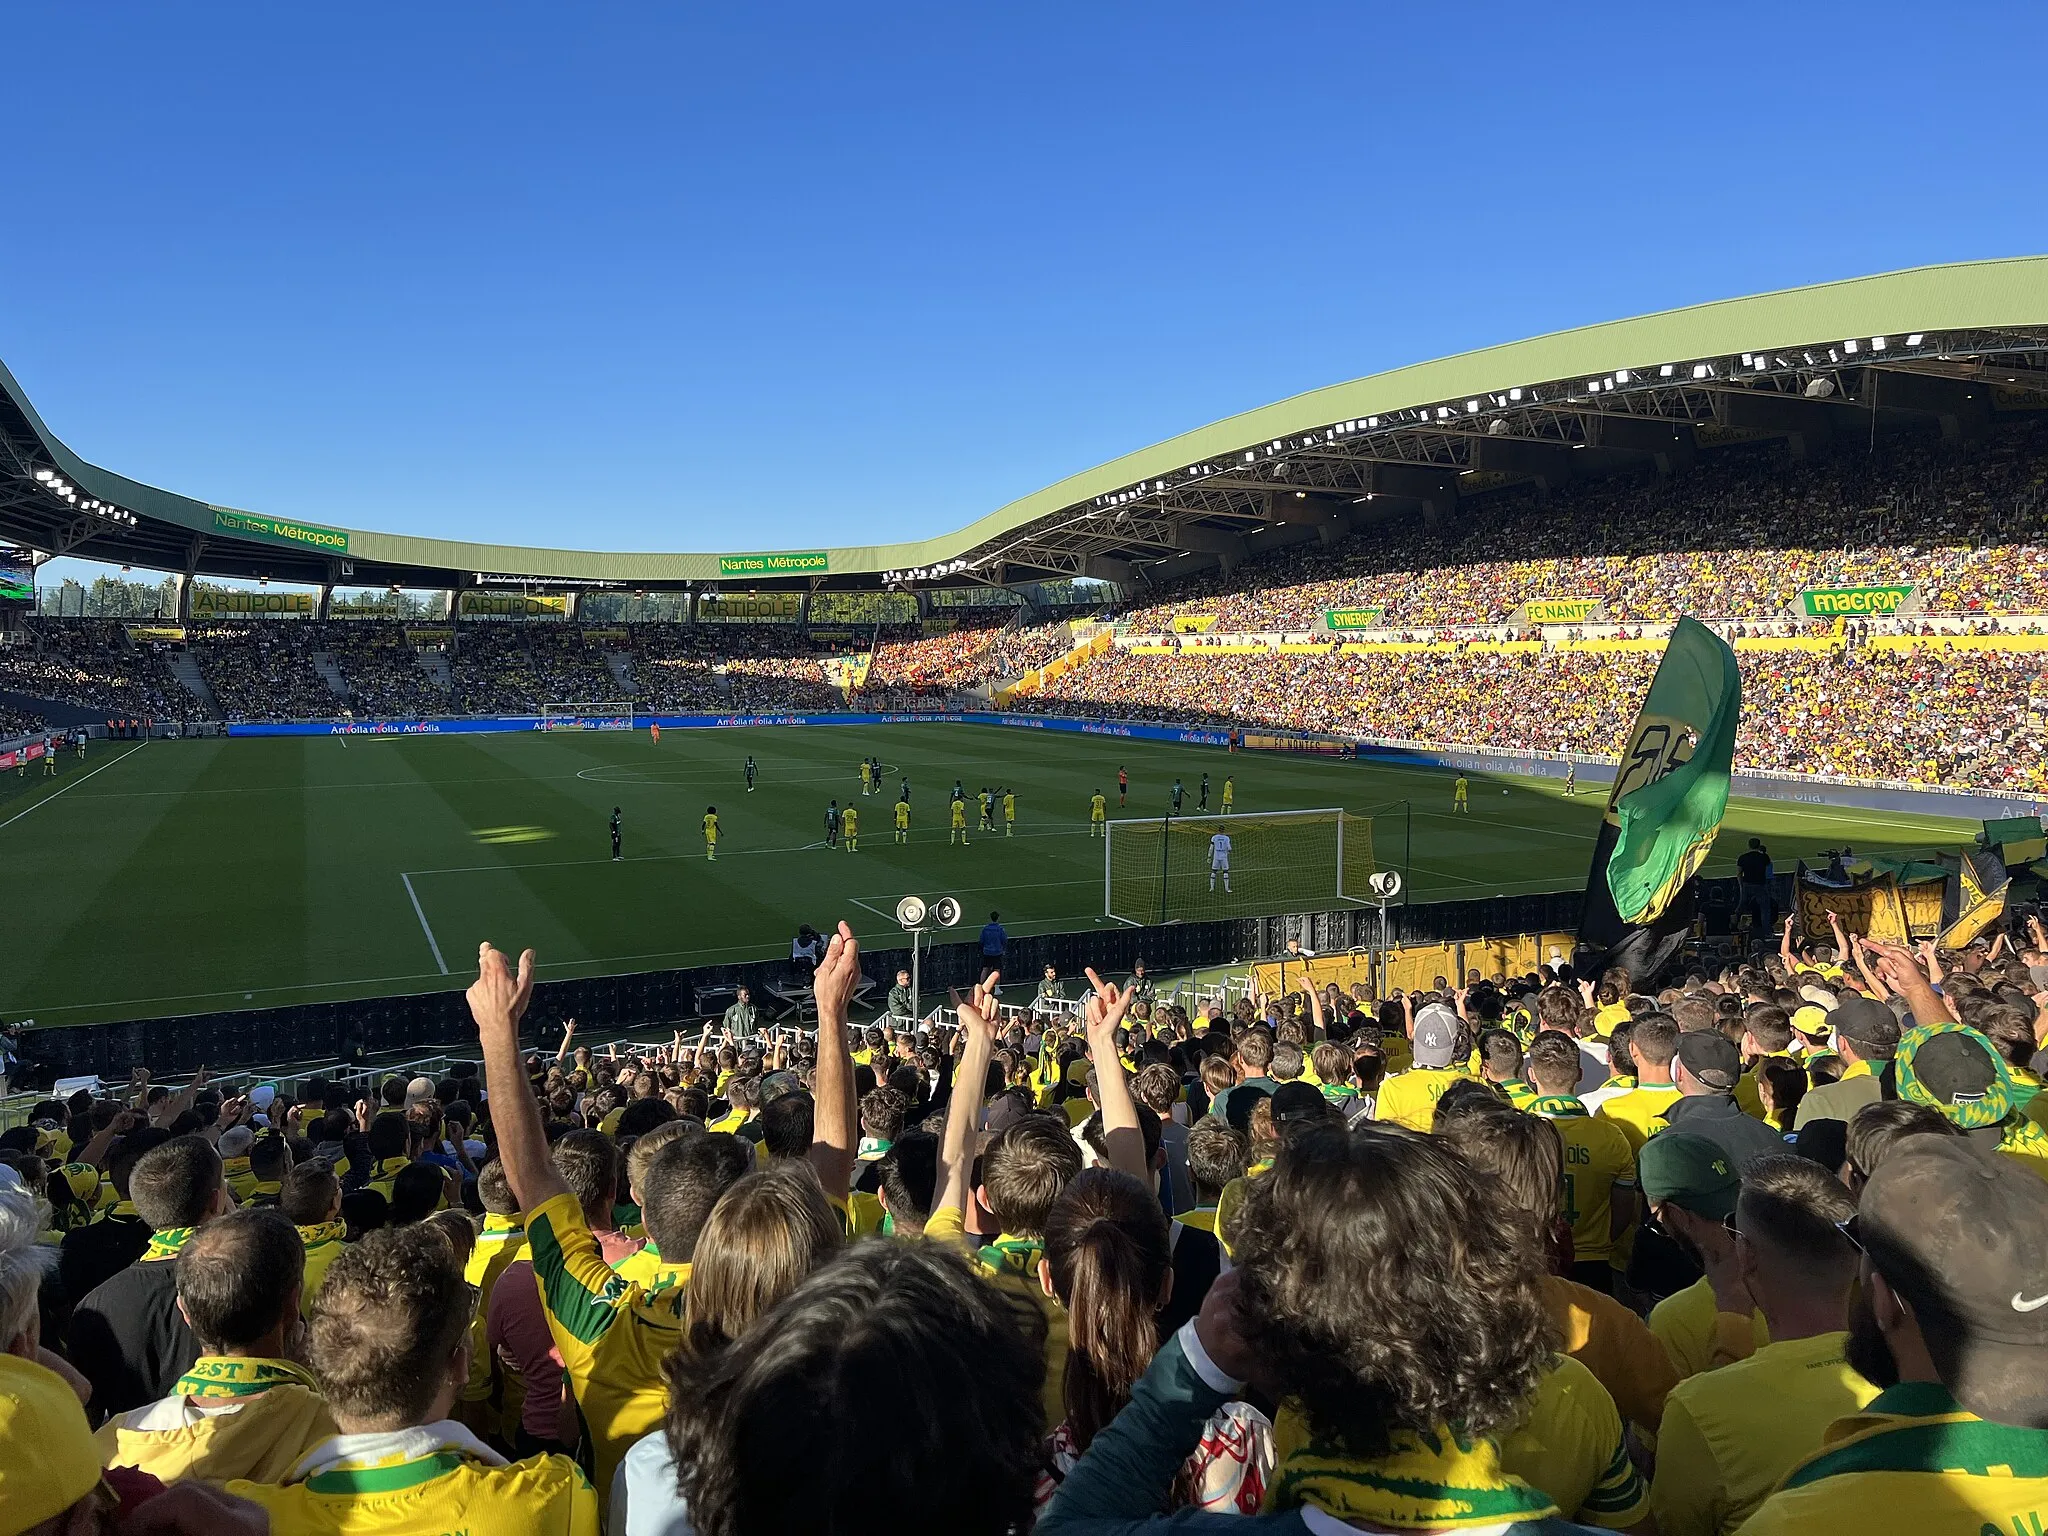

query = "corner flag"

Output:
[[1577, 617, 1741, 976]]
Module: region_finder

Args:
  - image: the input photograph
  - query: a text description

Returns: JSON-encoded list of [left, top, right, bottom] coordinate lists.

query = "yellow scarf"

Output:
[[176, 1355, 319, 1398], [298, 1220, 346, 1249], [1265, 1406, 1558, 1531], [143, 1226, 198, 1263]]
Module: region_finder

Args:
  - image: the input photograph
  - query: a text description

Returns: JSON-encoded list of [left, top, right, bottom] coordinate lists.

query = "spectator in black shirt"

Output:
[[67, 1134, 223, 1420], [57, 1124, 170, 1305], [1735, 836, 1775, 941]]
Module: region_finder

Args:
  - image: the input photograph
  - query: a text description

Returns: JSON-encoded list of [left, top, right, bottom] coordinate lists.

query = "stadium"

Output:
[[7, 15, 2048, 1522], [2, 257, 2045, 1077]]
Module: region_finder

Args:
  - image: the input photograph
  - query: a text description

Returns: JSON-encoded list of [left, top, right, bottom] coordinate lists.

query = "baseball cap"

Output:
[[1412, 1004, 1461, 1069], [1798, 985, 1839, 1012], [0, 1354, 104, 1535], [1223, 1082, 1271, 1135], [1637, 1132, 1741, 1221], [1789, 1004, 1832, 1040], [982, 1093, 1034, 1137], [405, 1076, 436, 1107], [757, 1071, 804, 1106], [1829, 993, 1902, 1053], [217, 1126, 255, 1158], [1270, 1081, 1329, 1128], [1674, 1032, 1742, 1092], [1861, 1134, 2048, 1424], [1064, 1059, 1092, 1087], [1894, 1023, 2013, 1131]]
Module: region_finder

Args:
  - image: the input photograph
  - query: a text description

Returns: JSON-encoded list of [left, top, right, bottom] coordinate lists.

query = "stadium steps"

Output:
[[165, 649, 222, 720], [415, 647, 454, 692], [310, 651, 351, 701], [604, 650, 639, 694]]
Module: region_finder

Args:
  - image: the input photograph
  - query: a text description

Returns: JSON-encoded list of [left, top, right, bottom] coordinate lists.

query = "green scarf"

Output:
[[1265, 1407, 1558, 1531], [298, 1220, 346, 1249], [1529, 1095, 1586, 1118], [143, 1226, 198, 1263], [978, 1233, 1043, 1276], [176, 1355, 318, 1398]]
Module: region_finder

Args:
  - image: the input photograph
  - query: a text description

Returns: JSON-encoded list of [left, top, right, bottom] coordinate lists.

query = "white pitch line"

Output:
[[401, 872, 450, 974], [0, 740, 149, 832], [847, 896, 898, 922]]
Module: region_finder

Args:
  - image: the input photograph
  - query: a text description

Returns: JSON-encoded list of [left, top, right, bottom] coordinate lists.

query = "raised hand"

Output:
[[467, 941, 538, 1039], [951, 970, 1002, 1046], [1080, 966, 1135, 1046], [814, 920, 862, 1023]]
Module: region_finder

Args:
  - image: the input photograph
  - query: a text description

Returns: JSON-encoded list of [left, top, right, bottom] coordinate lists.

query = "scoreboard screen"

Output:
[[0, 549, 32, 604]]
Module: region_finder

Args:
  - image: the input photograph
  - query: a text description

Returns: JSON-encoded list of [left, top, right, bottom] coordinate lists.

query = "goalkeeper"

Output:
[[1207, 828, 1232, 893], [1089, 790, 1107, 837]]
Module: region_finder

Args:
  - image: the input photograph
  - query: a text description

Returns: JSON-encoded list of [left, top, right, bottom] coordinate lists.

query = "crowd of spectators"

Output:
[[0, 620, 183, 720], [193, 626, 341, 723], [1119, 420, 2048, 632], [4, 907, 2047, 1534], [318, 626, 449, 718], [1022, 642, 2048, 792], [0, 702, 46, 738]]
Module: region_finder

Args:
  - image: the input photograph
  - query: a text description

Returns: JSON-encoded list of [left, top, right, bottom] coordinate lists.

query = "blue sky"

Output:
[[4, 2, 2043, 577]]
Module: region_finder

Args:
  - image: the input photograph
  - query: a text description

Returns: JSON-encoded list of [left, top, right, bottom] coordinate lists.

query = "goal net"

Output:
[[1103, 807, 1378, 926], [539, 701, 637, 731]]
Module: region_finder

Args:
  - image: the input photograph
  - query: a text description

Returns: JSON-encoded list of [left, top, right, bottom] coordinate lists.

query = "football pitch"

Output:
[[0, 724, 1982, 1029]]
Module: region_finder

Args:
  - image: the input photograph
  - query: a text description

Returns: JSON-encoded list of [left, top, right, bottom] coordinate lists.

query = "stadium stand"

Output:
[[6, 909, 2047, 1534]]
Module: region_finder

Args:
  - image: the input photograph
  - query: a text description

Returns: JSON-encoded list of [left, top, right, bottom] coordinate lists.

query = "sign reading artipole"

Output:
[[211, 509, 350, 554], [459, 592, 569, 618], [192, 590, 316, 617], [1323, 607, 1386, 630], [718, 552, 828, 578], [1799, 585, 1913, 617]]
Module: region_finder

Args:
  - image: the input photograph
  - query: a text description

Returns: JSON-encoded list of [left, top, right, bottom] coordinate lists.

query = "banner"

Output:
[[1940, 849, 2010, 949], [1323, 607, 1386, 631], [1800, 585, 1913, 617], [406, 627, 453, 645], [1526, 598, 1602, 624], [1243, 732, 1352, 756], [126, 624, 186, 643], [1578, 618, 1740, 978], [810, 591, 918, 625], [697, 591, 801, 622], [1172, 614, 1220, 633], [718, 551, 827, 578], [927, 586, 1023, 609], [458, 592, 569, 618], [210, 509, 349, 554], [192, 590, 316, 618], [580, 627, 631, 644]]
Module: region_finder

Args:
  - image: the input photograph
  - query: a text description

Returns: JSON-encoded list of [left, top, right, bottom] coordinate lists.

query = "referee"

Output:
[[610, 806, 623, 862]]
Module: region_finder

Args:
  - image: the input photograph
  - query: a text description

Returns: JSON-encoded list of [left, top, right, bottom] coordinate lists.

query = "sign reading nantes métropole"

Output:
[[1800, 585, 1914, 617], [212, 509, 350, 554], [718, 551, 828, 577]]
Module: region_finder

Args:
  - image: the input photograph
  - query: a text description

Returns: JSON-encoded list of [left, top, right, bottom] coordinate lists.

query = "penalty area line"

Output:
[[401, 872, 450, 975]]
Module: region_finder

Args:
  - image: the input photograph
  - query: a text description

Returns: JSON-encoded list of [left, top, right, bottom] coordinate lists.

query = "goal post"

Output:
[[539, 701, 637, 731], [1103, 807, 1379, 926]]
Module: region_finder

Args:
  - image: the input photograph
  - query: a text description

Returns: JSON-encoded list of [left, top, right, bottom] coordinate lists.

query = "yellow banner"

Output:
[[192, 590, 315, 618], [1866, 633, 2048, 653], [1171, 614, 1219, 633], [459, 592, 569, 618], [1526, 598, 1602, 624], [698, 591, 802, 622], [125, 624, 186, 642]]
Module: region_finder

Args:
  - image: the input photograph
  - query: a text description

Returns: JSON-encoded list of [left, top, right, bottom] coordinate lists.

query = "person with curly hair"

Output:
[[1040, 1123, 1587, 1534]]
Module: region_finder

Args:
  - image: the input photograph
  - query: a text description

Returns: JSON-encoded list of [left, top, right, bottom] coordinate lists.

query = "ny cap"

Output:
[[1412, 1004, 1461, 1069], [1829, 994, 1902, 1052]]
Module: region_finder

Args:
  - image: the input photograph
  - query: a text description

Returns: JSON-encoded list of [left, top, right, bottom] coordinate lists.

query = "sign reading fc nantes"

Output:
[[1800, 585, 1913, 617], [1526, 598, 1602, 624], [719, 551, 828, 578], [212, 509, 349, 554]]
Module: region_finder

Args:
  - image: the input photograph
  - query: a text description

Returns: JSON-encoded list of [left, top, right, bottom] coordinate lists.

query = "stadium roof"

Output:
[[3, 256, 2046, 595]]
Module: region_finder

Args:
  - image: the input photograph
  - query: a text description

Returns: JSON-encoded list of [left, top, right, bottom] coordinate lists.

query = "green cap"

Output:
[[1637, 1132, 1740, 1221]]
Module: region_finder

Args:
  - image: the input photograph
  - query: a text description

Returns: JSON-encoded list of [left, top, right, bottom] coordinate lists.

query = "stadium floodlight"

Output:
[[33, 468, 52, 481], [1804, 377, 1837, 399], [1659, 364, 1675, 378], [1906, 333, 1924, 346], [1692, 364, 1713, 379], [1870, 336, 1887, 350]]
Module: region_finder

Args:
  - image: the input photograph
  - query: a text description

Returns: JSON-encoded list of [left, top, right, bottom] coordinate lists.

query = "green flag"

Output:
[[1601, 617, 1742, 926]]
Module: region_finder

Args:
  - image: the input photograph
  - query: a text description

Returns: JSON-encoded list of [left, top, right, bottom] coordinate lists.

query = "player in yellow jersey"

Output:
[[893, 796, 910, 842], [1089, 791, 1107, 836], [1453, 773, 1470, 813], [842, 804, 858, 851], [859, 759, 873, 796], [1221, 775, 1234, 814], [1002, 787, 1016, 836], [950, 797, 969, 844], [702, 805, 719, 861]]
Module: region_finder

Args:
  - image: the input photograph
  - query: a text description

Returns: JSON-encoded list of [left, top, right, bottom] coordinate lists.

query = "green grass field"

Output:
[[0, 724, 1982, 1029]]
